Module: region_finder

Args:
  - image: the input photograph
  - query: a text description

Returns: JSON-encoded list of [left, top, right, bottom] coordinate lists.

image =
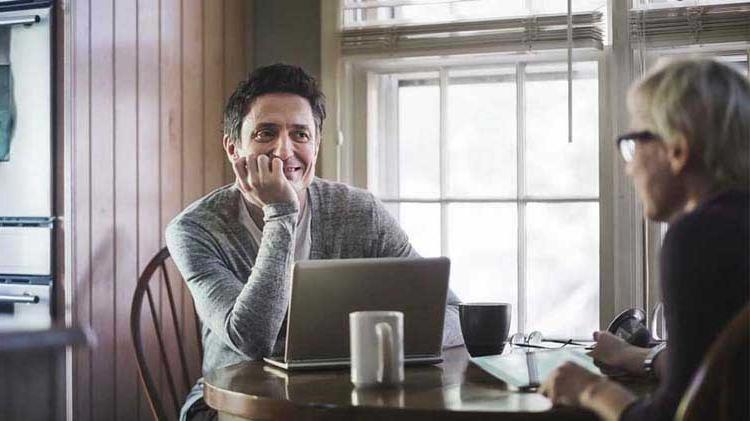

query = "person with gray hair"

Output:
[[538, 58, 749, 420]]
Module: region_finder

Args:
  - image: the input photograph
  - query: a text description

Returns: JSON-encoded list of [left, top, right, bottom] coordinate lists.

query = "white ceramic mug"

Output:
[[350, 311, 404, 388]]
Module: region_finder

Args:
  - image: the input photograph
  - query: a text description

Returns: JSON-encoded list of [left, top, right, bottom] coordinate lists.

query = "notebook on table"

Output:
[[471, 348, 601, 391]]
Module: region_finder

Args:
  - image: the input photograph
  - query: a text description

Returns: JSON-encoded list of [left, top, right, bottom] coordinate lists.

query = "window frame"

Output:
[[386, 63, 602, 336], [340, 49, 610, 337]]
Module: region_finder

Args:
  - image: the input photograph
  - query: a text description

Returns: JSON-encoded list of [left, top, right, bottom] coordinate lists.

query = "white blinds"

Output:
[[630, 3, 750, 48], [341, 11, 604, 56]]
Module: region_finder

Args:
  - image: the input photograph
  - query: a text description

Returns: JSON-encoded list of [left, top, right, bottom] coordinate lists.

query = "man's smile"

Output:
[[283, 165, 302, 174]]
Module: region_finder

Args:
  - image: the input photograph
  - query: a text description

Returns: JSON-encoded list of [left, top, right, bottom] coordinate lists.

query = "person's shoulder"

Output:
[[670, 190, 748, 233], [309, 177, 378, 208], [664, 189, 749, 251], [167, 183, 241, 235]]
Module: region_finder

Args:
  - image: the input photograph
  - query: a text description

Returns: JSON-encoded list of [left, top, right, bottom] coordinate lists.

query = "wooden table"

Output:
[[204, 346, 649, 420]]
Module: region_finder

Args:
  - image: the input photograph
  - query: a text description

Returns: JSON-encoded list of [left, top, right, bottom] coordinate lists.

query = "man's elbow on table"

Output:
[[225, 320, 279, 360]]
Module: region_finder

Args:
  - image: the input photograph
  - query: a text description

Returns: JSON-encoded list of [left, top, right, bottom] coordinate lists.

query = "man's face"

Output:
[[625, 107, 686, 222], [235, 93, 319, 192]]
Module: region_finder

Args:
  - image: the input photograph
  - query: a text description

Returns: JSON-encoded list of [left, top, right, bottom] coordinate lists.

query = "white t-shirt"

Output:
[[246, 191, 311, 263]]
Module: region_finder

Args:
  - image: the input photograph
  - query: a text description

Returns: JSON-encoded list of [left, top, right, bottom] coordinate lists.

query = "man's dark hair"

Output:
[[223, 63, 326, 144]]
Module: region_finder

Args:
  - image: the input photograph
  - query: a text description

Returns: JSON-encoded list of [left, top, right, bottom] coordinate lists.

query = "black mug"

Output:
[[459, 303, 512, 357]]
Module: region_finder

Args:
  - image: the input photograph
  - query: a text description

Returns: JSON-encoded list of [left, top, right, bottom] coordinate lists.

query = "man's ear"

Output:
[[667, 133, 691, 174], [223, 135, 238, 160]]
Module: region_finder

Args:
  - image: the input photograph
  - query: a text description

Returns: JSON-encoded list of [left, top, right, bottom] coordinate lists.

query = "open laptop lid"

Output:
[[283, 257, 450, 364]]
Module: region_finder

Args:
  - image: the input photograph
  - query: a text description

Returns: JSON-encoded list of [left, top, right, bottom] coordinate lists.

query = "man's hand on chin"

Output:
[[233, 154, 300, 210]]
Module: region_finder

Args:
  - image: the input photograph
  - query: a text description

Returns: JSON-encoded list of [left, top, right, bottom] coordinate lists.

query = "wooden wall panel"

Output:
[[136, 2, 162, 420], [113, 0, 140, 420], [223, 0, 247, 185], [72, 0, 92, 420], [88, 0, 116, 420], [158, 0, 184, 417], [204, 3, 225, 193], [66, 1, 252, 420]]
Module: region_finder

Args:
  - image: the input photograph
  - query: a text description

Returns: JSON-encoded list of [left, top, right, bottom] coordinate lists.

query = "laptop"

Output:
[[263, 257, 450, 370]]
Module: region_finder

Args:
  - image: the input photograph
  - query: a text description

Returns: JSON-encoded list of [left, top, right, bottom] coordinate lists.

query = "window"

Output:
[[368, 61, 600, 339], [333, 0, 749, 339], [338, 1, 608, 340]]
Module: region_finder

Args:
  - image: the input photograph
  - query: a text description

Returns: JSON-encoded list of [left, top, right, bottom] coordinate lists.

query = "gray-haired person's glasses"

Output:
[[616, 131, 661, 162]]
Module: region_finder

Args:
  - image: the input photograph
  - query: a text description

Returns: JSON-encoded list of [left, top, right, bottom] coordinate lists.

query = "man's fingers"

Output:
[[259, 154, 275, 183], [233, 156, 252, 192], [270, 157, 284, 179], [233, 153, 297, 206], [249, 154, 262, 186]]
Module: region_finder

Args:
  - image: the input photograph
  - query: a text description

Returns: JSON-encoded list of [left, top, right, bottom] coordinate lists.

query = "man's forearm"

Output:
[[442, 304, 464, 347], [442, 289, 464, 347], [225, 203, 298, 358]]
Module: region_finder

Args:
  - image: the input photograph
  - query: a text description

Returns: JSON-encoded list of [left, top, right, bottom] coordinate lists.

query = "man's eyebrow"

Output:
[[290, 124, 312, 131], [253, 122, 280, 130]]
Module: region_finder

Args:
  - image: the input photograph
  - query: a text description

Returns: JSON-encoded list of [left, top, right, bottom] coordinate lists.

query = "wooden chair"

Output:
[[130, 247, 203, 421], [675, 304, 749, 421]]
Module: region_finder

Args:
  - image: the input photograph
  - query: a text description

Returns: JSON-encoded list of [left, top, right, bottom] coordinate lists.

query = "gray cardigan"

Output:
[[166, 177, 463, 376]]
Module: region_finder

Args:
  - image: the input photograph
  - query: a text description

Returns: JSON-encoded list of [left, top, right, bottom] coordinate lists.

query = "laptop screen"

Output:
[[284, 257, 450, 362]]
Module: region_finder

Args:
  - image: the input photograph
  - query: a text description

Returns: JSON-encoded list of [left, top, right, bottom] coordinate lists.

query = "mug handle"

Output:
[[375, 322, 394, 385]]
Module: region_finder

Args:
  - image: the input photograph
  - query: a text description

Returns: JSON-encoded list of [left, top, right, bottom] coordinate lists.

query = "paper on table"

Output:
[[471, 348, 602, 389]]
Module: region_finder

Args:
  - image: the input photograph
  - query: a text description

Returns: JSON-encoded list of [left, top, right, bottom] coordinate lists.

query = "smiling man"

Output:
[[166, 64, 463, 421]]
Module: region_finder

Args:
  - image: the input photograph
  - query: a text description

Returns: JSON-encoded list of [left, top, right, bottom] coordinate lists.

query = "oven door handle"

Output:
[[0, 15, 41, 27], [0, 293, 40, 304]]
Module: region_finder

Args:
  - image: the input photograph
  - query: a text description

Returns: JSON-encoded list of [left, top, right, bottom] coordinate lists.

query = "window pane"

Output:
[[525, 62, 599, 197], [399, 79, 441, 198], [398, 203, 441, 257], [525, 202, 599, 339], [447, 203, 518, 333], [447, 69, 517, 198]]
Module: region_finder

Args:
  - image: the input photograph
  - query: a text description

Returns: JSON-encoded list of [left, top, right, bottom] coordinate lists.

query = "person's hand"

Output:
[[539, 362, 602, 406], [587, 331, 649, 376], [232, 154, 299, 209]]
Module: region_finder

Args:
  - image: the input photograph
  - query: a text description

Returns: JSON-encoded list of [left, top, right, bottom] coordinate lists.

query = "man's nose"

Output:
[[271, 131, 293, 159]]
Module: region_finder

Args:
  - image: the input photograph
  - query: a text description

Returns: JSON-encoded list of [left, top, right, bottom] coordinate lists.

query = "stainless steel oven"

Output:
[[0, 0, 53, 332]]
